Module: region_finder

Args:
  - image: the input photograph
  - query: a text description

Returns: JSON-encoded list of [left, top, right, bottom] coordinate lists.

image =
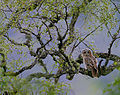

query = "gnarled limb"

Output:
[[25, 52, 120, 81]]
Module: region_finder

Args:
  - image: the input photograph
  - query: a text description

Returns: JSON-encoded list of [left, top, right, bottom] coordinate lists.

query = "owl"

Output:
[[81, 48, 98, 77]]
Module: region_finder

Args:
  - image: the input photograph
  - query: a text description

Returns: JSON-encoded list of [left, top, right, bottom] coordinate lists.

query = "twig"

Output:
[[4, 57, 38, 76], [110, 0, 120, 14], [4, 35, 23, 46], [75, 23, 104, 48]]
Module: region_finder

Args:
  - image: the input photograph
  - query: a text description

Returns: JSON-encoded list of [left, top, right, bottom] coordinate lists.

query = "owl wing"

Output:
[[91, 56, 98, 70], [84, 57, 97, 70], [84, 57, 98, 77], [91, 56, 97, 64]]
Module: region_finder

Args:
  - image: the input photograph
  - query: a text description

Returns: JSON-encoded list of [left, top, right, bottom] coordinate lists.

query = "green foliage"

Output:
[[0, 77, 70, 95], [103, 62, 120, 95], [103, 75, 120, 95]]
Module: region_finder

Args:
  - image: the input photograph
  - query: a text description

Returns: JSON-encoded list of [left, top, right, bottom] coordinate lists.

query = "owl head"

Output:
[[81, 48, 92, 57]]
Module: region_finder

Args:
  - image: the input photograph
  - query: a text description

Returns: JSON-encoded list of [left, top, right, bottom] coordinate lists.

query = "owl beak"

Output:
[[86, 53, 89, 56]]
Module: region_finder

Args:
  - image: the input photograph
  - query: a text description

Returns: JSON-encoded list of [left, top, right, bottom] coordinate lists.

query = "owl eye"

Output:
[[88, 50, 91, 53], [83, 51, 86, 54]]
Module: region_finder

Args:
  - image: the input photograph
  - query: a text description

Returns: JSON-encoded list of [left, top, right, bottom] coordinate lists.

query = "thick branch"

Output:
[[76, 52, 120, 63], [95, 52, 120, 62], [26, 73, 54, 81], [25, 60, 120, 81], [23, 50, 120, 81], [0, 52, 7, 72]]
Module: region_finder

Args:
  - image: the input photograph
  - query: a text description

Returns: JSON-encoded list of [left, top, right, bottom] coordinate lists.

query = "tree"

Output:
[[0, 0, 120, 94]]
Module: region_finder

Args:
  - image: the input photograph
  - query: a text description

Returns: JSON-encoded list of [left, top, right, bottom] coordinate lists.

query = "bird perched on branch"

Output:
[[81, 48, 98, 77]]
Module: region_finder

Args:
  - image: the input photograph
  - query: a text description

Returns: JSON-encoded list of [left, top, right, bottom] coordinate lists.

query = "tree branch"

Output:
[[104, 26, 120, 67], [63, 0, 93, 46], [75, 22, 104, 48], [110, 0, 120, 14], [4, 35, 23, 46], [96, 52, 120, 62], [0, 52, 7, 72], [4, 57, 38, 76]]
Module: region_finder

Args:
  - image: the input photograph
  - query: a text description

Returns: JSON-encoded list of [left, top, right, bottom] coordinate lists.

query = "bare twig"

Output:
[[69, 39, 79, 56], [75, 23, 104, 48], [4, 35, 23, 46], [110, 0, 120, 14], [62, 5, 69, 40], [82, 41, 94, 52], [105, 24, 113, 38]]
